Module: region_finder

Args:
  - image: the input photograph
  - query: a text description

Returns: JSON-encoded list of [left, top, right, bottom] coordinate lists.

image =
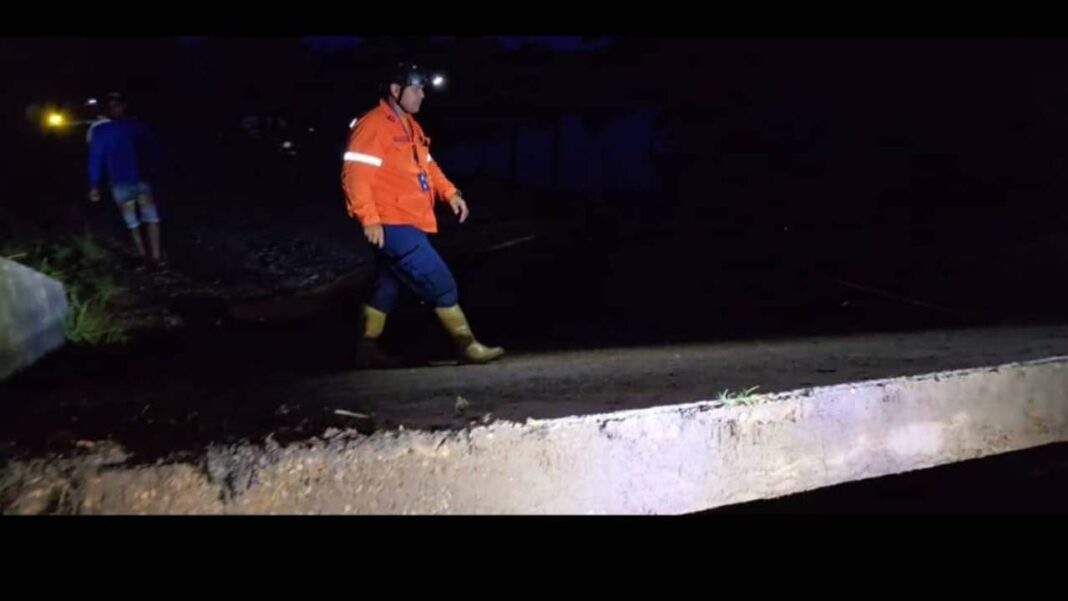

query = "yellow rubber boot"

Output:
[[434, 305, 504, 364], [355, 305, 400, 368], [362, 305, 387, 339]]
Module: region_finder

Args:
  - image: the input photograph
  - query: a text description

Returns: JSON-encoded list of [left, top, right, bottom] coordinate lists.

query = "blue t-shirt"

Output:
[[88, 118, 160, 188]]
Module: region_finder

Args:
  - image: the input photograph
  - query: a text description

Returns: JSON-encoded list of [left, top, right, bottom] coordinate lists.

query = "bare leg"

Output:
[[119, 201, 146, 258], [129, 225, 147, 258], [145, 222, 162, 261]]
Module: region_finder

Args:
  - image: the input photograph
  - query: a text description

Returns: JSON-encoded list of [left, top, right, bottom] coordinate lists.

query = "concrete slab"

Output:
[[0, 258, 68, 381], [4, 355, 1065, 514]]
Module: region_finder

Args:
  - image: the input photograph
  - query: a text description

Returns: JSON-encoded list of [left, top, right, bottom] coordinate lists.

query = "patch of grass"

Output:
[[64, 290, 127, 345], [5, 232, 128, 346], [0, 240, 31, 262], [91, 274, 123, 305], [715, 385, 762, 407], [72, 232, 107, 265]]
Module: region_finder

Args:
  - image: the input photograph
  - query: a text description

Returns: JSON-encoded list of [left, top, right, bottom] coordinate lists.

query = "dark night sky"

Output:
[[181, 36, 616, 53], [8, 36, 1068, 234]]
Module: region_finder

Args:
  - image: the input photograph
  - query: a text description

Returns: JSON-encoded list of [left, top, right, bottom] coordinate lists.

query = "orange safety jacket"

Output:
[[341, 99, 459, 234]]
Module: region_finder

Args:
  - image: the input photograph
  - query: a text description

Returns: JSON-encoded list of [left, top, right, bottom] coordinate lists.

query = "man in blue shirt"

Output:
[[88, 92, 164, 267]]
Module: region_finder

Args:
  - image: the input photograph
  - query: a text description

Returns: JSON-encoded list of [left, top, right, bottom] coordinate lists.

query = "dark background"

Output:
[[6, 36, 1068, 352]]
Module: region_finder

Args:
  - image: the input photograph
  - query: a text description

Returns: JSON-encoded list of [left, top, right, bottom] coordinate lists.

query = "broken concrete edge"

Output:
[[3, 355, 1066, 514]]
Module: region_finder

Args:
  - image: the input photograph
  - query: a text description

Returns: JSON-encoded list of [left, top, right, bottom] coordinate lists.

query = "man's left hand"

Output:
[[448, 193, 469, 224]]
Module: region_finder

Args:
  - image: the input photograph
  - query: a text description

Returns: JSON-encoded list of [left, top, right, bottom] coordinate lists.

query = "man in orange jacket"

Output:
[[342, 62, 504, 367]]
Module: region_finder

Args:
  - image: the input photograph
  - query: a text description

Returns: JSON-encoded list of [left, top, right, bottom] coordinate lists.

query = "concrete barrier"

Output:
[[3, 356, 1066, 514], [0, 258, 68, 381]]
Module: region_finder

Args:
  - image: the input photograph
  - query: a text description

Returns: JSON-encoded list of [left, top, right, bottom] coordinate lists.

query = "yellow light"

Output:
[[46, 112, 66, 127]]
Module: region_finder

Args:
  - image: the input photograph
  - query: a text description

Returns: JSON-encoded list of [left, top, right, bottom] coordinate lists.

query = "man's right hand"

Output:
[[364, 224, 384, 249], [88, 189, 101, 203]]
